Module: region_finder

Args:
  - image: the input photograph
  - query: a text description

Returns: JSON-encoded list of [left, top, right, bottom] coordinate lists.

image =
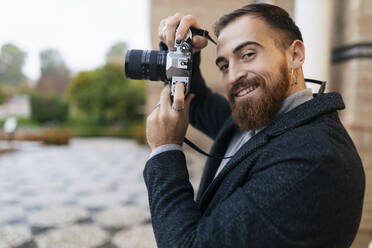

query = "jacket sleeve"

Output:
[[189, 52, 231, 140], [143, 133, 364, 247], [144, 150, 283, 248]]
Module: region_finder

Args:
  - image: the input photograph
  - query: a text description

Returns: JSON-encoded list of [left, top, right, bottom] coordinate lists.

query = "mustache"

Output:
[[229, 76, 264, 96]]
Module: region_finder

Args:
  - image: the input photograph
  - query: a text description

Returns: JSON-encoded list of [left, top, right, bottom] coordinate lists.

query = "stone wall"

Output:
[[331, 0, 372, 247]]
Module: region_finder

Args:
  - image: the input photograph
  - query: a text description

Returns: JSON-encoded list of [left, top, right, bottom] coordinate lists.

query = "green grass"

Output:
[[61, 118, 143, 138], [0, 117, 146, 144], [0, 117, 39, 127]]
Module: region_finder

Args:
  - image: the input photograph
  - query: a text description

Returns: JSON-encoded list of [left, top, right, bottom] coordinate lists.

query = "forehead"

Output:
[[217, 15, 276, 54]]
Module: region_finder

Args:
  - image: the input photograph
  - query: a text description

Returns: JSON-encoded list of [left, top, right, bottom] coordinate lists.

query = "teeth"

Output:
[[236, 85, 258, 97]]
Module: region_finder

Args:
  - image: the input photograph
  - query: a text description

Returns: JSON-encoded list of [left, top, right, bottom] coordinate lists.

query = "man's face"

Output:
[[216, 15, 291, 130]]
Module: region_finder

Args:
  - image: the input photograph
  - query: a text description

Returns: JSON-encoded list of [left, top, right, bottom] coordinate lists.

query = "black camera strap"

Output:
[[184, 137, 233, 160], [190, 27, 217, 45]]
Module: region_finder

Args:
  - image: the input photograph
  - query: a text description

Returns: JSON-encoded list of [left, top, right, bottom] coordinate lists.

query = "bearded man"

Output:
[[144, 3, 365, 247]]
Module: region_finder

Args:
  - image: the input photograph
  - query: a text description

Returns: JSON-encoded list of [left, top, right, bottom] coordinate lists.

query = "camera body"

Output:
[[125, 29, 193, 97], [166, 29, 192, 97]]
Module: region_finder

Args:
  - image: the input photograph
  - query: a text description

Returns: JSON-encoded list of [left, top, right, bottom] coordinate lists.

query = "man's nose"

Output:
[[227, 64, 246, 85]]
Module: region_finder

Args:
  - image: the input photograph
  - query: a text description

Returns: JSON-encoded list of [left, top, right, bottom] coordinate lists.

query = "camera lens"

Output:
[[125, 49, 167, 81]]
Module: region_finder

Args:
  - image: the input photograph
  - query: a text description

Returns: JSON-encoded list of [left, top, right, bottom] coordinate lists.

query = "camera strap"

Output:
[[184, 137, 233, 160], [190, 27, 217, 45]]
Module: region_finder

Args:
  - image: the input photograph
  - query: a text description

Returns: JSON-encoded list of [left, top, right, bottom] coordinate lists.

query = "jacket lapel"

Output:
[[196, 92, 345, 211], [197, 131, 269, 211], [266, 92, 345, 137], [196, 117, 237, 202]]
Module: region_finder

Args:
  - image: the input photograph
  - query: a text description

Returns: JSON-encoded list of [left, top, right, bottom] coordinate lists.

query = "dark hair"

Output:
[[214, 3, 303, 49]]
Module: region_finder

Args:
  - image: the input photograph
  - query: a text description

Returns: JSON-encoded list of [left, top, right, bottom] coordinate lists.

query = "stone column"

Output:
[[330, 0, 372, 247], [294, 0, 334, 89]]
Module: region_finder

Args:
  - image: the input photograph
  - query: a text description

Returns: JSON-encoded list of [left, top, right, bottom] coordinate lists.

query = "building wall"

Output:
[[331, 0, 372, 247]]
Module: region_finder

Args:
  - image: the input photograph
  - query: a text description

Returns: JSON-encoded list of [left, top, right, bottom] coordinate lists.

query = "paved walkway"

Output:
[[0, 138, 205, 248]]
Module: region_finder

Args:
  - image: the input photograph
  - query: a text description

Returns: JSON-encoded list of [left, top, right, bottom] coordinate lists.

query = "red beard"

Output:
[[228, 64, 290, 131]]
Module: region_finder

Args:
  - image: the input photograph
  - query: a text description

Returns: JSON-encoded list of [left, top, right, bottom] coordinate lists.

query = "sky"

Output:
[[0, 0, 151, 81]]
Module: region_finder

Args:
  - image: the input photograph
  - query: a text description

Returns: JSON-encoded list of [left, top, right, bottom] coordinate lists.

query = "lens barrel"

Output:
[[125, 49, 167, 81]]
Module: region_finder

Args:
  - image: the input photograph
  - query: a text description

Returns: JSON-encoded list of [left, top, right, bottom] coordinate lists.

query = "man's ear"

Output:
[[288, 40, 305, 70]]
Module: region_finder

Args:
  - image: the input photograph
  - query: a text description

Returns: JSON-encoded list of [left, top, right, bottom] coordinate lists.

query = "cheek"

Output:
[[240, 59, 271, 80], [222, 74, 230, 90], [257, 57, 288, 81], [254, 50, 284, 71]]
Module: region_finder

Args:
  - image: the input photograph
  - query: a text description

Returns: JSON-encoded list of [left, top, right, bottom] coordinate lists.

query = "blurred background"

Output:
[[0, 0, 371, 247]]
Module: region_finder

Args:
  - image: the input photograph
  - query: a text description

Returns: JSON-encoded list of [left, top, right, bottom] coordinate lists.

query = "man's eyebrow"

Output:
[[215, 41, 262, 66], [233, 41, 262, 54]]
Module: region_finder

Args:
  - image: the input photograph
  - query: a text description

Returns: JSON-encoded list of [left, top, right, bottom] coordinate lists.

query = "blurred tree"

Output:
[[106, 42, 127, 65], [0, 85, 3, 104], [40, 49, 69, 76], [18, 82, 32, 95], [1, 85, 17, 103], [67, 63, 144, 124], [0, 43, 28, 87], [36, 49, 70, 95], [30, 93, 69, 123]]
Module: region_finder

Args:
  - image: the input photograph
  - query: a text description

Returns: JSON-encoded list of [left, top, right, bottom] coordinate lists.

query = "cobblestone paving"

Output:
[[0, 138, 205, 248]]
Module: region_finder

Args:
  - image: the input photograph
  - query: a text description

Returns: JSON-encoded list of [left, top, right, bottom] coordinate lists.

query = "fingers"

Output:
[[165, 13, 184, 51], [176, 14, 199, 41], [172, 82, 185, 110], [159, 85, 171, 116], [147, 101, 160, 125], [192, 36, 208, 51], [184, 93, 195, 119], [158, 13, 205, 51], [158, 13, 183, 50], [146, 84, 191, 149], [157, 82, 188, 116], [158, 19, 166, 41]]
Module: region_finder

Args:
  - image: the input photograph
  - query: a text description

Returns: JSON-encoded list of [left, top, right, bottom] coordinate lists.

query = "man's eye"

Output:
[[219, 64, 228, 72], [242, 52, 255, 59]]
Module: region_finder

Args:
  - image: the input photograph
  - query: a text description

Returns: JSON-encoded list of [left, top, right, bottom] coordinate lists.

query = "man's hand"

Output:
[[146, 83, 194, 151], [158, 13, 208, 52]]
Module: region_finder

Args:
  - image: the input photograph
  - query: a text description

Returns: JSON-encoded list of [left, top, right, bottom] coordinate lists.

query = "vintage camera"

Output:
[[125, 29, 193, 97]]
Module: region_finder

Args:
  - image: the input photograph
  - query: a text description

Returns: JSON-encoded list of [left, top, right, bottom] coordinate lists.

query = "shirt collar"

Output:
[[277, 88, 313, 116], [254, 88, 313, 135]]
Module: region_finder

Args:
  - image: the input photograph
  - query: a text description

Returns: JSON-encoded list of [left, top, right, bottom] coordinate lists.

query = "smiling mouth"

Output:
[[235, 83, 259, 97]]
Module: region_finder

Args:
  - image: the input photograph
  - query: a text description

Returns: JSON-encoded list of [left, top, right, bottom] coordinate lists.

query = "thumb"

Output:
[[184, 93, 195, 119]]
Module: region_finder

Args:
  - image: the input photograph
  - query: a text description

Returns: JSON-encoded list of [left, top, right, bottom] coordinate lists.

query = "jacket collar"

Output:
[[197, 92, 345, 211], [266, 92, 345, 137]]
